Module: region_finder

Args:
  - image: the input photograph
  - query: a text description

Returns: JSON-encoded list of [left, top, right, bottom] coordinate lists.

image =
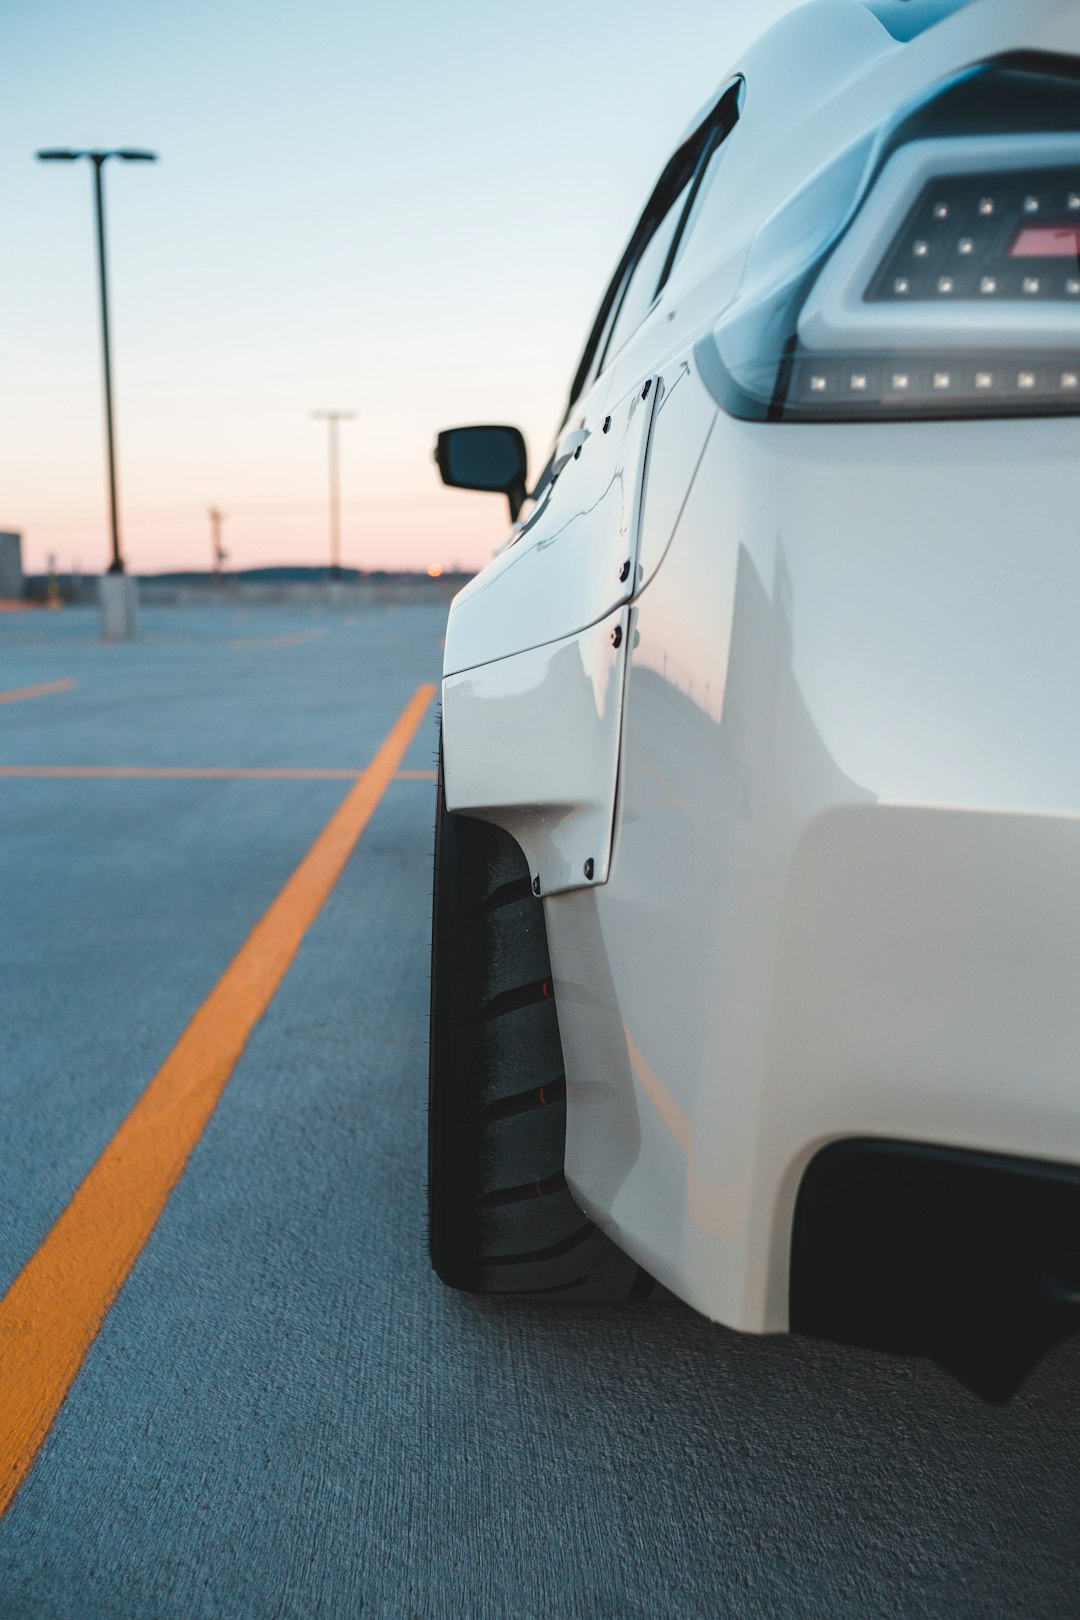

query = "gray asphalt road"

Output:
[[1, 601, 1079, 1620]]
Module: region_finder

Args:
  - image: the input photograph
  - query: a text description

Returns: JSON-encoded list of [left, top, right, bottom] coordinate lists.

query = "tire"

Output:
[[428, 746, 651, 1299]]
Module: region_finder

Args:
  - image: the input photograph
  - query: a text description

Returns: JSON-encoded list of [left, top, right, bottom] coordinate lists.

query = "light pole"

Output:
[[311, 410, 355, 580], [36, 148, 157, 577], [209, 507, 227, 580]]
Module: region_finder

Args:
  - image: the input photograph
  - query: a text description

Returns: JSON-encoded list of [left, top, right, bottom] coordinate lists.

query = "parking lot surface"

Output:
[[1, 601, 1079, 1619]]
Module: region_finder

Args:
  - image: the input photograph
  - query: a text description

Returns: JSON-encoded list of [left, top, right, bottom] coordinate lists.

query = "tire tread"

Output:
[[428, 750, 648, 1301]]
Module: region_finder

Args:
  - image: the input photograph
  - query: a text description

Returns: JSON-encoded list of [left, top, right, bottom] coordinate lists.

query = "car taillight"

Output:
[[698, 61, 1080, 422]]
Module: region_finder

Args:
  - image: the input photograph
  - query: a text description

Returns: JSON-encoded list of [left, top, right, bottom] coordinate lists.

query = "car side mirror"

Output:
[[435, 425, 528, 522]]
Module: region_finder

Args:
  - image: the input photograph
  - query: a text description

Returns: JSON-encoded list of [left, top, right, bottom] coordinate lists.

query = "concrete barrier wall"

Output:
[[23, 576, 470, 608], [0, 533, 23, 599], [137, 579, 464, 607]]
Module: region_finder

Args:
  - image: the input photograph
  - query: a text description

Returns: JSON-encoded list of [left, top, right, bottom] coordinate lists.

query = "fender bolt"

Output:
[[584, 858, 595, 880], [532, 875, 541, 896]]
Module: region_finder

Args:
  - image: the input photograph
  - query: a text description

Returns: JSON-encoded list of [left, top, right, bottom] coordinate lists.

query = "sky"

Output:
[[1, 0, 797, 576]]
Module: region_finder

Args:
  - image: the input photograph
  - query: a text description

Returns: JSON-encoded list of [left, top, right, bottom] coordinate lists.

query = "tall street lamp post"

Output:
[[209, 506, 227, 581], [311, 410, 355, 581], [37, 149, 157, 632]]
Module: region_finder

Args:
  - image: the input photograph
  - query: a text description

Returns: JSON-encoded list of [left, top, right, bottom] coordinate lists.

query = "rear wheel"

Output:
[[428, 749, 649, 1299]]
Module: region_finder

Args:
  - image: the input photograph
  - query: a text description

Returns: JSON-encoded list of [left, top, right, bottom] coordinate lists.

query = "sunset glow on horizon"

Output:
[[3, 0, 795, 578]]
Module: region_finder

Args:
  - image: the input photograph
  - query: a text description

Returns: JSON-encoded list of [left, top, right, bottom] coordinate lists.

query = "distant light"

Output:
[[427, 563, 443, 578]]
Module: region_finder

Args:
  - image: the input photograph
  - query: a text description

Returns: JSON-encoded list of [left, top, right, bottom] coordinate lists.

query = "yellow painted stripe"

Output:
[[0, 766, 438, 781], [229, 629, 329, 649], [0, 680, 76, 706], [0, 682, 435, 1517]]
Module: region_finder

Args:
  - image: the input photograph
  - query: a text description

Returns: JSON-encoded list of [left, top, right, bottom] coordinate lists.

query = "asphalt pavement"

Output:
[[1, 600, 1079, 1619]]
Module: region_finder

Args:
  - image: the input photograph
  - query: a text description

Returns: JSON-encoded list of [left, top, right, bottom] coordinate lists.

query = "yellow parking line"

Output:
[[0, 680, 77, 706], [0, 681, 436, 1518], [0, 766, 437, 780], [229, 630, 329, 649]]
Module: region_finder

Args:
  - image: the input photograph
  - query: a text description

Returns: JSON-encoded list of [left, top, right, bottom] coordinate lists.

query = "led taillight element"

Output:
[[788, 353, 1080, 416], [1010, 226, 1080, 258], [702, 126, 1080, 424], [697, 71, 1080, 425], [781, 145, 1080, 418], [868, 167, 1080, 303]]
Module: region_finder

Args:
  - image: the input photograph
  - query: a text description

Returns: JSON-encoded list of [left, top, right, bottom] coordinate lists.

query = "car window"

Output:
[[665, 125, 736, 284], [599, 178, 694, 369], [559, 79, 743, 422]]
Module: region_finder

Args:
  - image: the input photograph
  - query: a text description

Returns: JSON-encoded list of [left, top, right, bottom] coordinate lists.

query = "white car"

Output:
[[429, 0, 1080, 1400]]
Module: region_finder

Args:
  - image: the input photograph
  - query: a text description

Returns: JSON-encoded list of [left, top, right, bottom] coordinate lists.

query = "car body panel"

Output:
[[443, 378, 657, 679], [442, 606, 629, 895], [636, 362, 717, 589], [547, 410, 1080, 1330]]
